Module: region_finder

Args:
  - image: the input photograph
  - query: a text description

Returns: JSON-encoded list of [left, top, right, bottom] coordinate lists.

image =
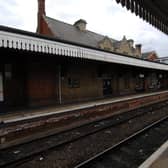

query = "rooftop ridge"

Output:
[[44, 16, 118, 42]]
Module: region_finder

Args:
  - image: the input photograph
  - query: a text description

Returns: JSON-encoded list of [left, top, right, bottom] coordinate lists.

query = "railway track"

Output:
[[76, 115, 168, 168], [0, 101, 168, 168]]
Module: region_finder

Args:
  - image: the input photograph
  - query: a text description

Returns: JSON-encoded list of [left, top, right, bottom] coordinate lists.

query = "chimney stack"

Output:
[[37, 0, 46, 33], [38, 0, 46, 16], [135, 44, 142, 57]]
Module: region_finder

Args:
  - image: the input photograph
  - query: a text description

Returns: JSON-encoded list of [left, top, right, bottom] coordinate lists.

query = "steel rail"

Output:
[[75, 114, 168, 168]]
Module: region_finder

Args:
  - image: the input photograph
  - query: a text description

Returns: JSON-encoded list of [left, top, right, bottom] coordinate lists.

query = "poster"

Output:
[[0, 73, 4, 101]]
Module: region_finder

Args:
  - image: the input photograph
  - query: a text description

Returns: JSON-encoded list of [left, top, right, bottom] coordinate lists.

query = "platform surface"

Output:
[[139, 139, 168, 168], [1, 90, 168, 124]]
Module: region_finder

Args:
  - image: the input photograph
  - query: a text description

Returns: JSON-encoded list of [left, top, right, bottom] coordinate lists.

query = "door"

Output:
[[103, 79, 112, 96], [4, 64, 26, 107], [27, 63, 58, 106]]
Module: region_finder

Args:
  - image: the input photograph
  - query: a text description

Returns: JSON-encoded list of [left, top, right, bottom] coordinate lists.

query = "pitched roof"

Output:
[[157, 56, 168, 59], [155, 57, 168, 65], [142, 51, 156, 59], [44, 16, 117, 48]]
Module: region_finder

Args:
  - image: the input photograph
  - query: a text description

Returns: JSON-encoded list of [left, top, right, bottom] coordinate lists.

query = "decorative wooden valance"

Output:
[[116, 0, 168, 35]]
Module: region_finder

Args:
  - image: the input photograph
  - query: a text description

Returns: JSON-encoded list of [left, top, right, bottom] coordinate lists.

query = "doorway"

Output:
[[103, 79, 112, 96], [4, 64, 26, 106]]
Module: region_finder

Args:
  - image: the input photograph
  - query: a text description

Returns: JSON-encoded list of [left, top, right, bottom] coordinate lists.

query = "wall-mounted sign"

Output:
[[5, 64, 12, 80], [68, 78, 80, 88], [139, 74, 144, 78], [0, 73, 4, 101]]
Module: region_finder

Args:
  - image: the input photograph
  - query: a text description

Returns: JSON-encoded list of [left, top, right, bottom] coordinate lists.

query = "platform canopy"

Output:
[[115, 0, 168, 35], [1, 26, 168, 71]]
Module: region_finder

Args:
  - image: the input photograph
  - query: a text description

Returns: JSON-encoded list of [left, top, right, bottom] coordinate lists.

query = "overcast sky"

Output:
[[0, 0, 168, 57]]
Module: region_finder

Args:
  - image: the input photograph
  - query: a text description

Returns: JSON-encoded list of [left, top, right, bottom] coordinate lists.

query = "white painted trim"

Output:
[[0, 30, 168, 71]]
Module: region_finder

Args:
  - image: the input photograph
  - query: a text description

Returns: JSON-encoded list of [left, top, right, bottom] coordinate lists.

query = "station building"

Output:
[[142, 51, 158, 61], [0, 0, 168, 112]]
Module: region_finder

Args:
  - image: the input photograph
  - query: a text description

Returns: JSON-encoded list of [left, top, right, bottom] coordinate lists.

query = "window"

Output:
[[148, 73, 157, 89], [123, 51, 128, 55], [68, 78, 80, 88], [68, 78, 73, 87], [135, 75, 144, 91]]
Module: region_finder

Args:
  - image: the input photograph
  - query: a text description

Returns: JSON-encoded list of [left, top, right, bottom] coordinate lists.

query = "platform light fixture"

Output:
[[159, 74, 163, 78]]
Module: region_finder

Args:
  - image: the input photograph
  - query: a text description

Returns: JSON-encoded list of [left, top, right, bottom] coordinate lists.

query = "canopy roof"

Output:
[[1, 25, 168, 71], [116, 0, 168, 35]]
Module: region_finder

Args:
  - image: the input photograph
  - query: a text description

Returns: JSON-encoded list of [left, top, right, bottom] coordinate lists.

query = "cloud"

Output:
[[0, 0, 22, 27], [0, 0, 167, 57]]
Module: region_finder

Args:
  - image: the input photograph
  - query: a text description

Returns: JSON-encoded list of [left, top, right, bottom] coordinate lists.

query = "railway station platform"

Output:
[[1, 90, 168, 124], [1, 90, 168, 150], [139, 139, 168, 168]]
